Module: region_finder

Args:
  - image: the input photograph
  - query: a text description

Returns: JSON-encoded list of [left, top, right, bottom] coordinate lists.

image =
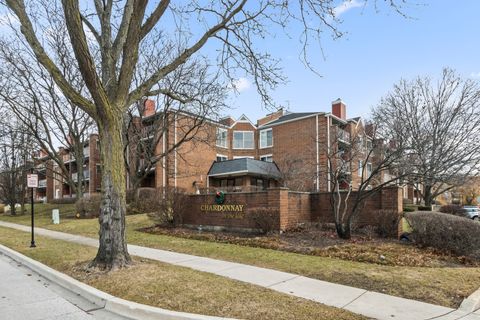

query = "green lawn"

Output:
[[0, 227, 361, 320], [1, 203, 479, 308]]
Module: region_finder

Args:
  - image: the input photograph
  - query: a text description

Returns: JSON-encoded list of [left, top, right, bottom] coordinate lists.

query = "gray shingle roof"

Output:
[[260, 112, 319, 127], [208, 158, 282, 179], [348, 117, 361, 122]]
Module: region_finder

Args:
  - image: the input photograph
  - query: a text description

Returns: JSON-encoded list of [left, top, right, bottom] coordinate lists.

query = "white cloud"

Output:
[[470, 72, 480, 78], [333, 0, 364, 18], [230, 77, 251, 93]]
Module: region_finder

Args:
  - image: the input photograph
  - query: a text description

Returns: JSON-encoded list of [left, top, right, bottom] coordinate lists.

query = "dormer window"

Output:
[[260, 128, 273, 148], [216, 128, 228, 148]]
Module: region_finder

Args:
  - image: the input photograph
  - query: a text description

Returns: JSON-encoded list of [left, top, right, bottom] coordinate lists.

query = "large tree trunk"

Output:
[[9, 200, 16, 216], [9, 173, 16, 216], [90, 116, 131, 270], [335, 222, 351, 239], [423, 185, 433, 206]]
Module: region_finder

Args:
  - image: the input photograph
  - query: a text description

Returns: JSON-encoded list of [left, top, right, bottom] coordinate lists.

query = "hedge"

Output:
[[405, 211, 480, 259]]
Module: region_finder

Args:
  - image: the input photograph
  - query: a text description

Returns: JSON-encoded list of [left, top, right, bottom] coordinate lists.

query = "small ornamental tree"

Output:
[[325, 121, 408, 239]]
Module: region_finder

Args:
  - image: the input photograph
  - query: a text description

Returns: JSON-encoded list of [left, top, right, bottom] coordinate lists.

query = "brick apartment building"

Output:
[[34, 134, 102, 202], [35, 98, 399, 202], [132, 98, 372, 194]]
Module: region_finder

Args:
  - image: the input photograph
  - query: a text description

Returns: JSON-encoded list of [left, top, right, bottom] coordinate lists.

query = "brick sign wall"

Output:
[[182, 187, 403, 232], [311, 186, 403, 226], [183, 190, 272, 231]]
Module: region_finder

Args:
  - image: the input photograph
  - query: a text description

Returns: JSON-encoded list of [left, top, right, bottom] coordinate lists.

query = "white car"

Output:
[[462, 206, 480, 221]]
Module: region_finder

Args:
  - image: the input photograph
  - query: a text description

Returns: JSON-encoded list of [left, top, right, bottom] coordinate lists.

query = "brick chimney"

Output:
[[142, 99, 156, 117], [39, 149, 48, 158], [257, 108, 285, 126], [332, 98, 346, 120], [66, 132, 73, 146]]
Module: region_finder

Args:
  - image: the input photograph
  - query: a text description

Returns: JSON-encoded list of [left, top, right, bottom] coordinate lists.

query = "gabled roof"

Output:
[[230, 114, 256, 128], [259, 112, 322, 128], [207, 158, 282, 180]]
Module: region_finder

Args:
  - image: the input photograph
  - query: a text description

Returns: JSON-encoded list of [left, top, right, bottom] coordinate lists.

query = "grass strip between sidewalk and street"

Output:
[[1, 204, 480, 308], [0, 226, 363, 320]]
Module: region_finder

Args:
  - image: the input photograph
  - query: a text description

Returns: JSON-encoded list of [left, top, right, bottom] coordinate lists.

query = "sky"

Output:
[[225, 0, 480, 122], [0, 1, 478, 124]]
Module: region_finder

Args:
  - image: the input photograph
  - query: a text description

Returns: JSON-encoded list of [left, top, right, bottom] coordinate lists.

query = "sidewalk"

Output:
[[0, 220, 479, 320]]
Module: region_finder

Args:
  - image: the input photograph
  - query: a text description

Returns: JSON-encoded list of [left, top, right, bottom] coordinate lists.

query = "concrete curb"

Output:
[[0, 244, 232, 320], [459, 286, 480, 313]]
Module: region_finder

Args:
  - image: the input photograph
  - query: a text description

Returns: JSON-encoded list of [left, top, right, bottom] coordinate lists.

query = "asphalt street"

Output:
[[0, 252, 130, 320]]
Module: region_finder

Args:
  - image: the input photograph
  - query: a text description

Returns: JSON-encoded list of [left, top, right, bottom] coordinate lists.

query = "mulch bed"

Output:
[[138, 224, 478, 268]]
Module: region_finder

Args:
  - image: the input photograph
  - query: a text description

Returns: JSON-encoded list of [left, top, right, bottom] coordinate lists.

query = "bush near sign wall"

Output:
[[251, 208, 279, 234], [148, 188, 188, 227], [75, 194, 101, 218], [373, 209, 400, 238], [405, 211, 480, 259], [50, 198, 77, 205]]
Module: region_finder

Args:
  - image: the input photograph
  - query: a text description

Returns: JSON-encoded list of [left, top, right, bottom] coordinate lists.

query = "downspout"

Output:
[[327, 115, 331, 192], [174, 113, 177, 189], [316, 114, 319, 191], [162, 126, 166, 198], [126, 144, 129, 189]]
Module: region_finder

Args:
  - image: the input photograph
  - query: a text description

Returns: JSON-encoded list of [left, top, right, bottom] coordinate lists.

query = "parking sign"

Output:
[[27, 174, 38, 188]]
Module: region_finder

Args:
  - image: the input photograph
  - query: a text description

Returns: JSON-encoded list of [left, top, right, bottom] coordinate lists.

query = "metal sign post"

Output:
[[27, 171, 38, 248]]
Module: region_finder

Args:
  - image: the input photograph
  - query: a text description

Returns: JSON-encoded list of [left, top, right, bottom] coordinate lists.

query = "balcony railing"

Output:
[[141, 125, 156, 140], [72, 170, 90, 182], [338, 128, 350, 143], [63, 150, 91, 163], [198, 185, 267, 194]]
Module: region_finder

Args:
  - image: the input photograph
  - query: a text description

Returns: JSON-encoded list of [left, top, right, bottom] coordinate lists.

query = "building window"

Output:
[[233, 131, 254, 149], [251, 177, 269, 190], [358, 160, 363, 177], [235, 177, 243, 186], [216, 154, 228, 162], [366, 162, 372, 177], [259, 128, 273, 148], [366, 139, 373, 150], [260, 154, 273, 162], [216, 128, 228, 148]]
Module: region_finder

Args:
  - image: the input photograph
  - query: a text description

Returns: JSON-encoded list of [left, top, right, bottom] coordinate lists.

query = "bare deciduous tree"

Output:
[[124, 61, 227, 193], [372, 69, 480, 205], [0, 37, 95, 200], [326, 122, 407, 239], [0, 112, 32, 215], [2, 0, 405, 269]]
